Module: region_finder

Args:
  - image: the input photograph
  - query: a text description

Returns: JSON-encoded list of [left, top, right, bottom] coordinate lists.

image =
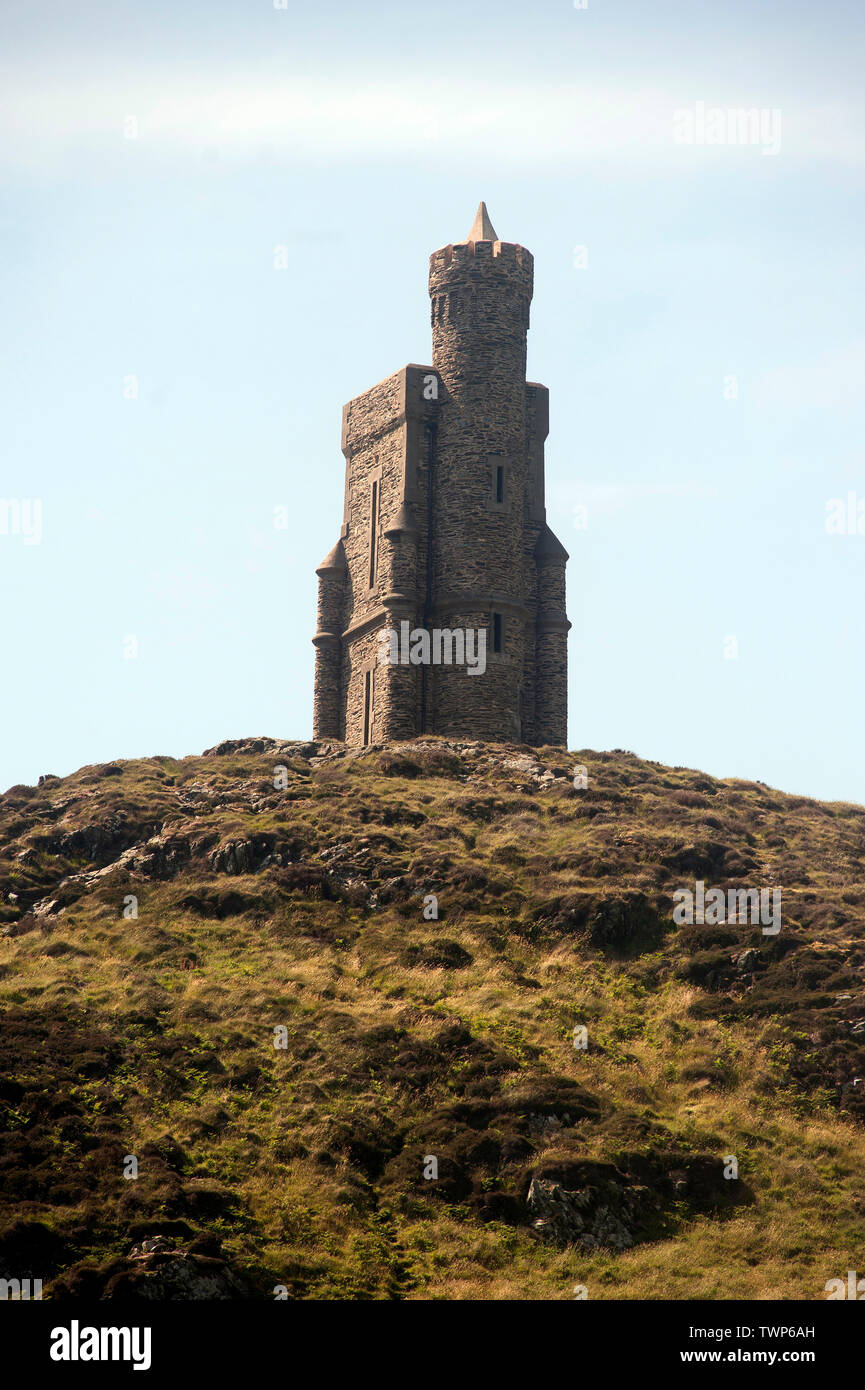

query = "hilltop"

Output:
[[2, 737, 865, 1300]]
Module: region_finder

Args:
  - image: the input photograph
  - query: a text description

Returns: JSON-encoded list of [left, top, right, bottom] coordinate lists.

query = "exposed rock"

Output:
[[209, 836, 287, 875], [203, 737, 317, 759], [32, 898, 63, 918], [51, 1236, 255, 1301], [527, 1175, 646, 1250], [40, 816, 141, 863], [503, 755, 544, 777], [736, 948, 760, 972], [587, 894, 664, 951]]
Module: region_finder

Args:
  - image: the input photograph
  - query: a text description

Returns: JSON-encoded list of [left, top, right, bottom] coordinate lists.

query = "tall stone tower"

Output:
[[312, 203, 570, 748]]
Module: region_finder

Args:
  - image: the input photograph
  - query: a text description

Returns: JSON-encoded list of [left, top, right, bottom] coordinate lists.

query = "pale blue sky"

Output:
[[1, 0, 864, 802]]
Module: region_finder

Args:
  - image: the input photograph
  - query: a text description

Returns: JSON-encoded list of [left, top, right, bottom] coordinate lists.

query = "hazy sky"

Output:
[[2, 0, 864, 802]]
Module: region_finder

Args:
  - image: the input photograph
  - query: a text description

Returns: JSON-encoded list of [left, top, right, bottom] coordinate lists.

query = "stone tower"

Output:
[[312, 203, 570, 748]]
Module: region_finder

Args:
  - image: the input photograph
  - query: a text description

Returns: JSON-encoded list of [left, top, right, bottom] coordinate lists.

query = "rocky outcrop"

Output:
[[528, 1175, 646, 1250], [51, 1235, 255, 1301]]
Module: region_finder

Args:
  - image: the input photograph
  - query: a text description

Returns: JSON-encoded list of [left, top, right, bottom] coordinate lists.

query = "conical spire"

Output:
[[466, 201, 498, 243], [315, 538, 347, 574]]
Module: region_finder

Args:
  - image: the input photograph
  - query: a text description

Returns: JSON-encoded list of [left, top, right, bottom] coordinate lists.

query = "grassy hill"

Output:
[[2, 736, 865, 1300]]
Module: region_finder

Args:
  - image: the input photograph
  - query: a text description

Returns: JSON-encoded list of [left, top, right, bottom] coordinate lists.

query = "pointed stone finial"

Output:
[[467, 201, 498, 243]]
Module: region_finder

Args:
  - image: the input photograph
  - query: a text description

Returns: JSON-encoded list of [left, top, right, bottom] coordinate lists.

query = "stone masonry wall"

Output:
[[312, 221, 570, 748]]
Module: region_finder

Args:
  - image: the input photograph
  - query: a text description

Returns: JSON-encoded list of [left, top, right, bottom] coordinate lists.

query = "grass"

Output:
[[1, 735, 864, 1299]]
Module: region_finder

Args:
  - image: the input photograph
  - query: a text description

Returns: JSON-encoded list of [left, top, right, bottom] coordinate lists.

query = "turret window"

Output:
[[368, 477, 379, 587], [363, 667, 373, 745], [488, 457, 507, 511], [492, 612, 503, 654]]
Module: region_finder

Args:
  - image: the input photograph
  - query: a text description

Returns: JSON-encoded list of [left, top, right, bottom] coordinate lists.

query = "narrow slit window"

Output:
[[493, 612, 502, 654], [495, 465, 504, 504], [363, 669, 373, 745], [368, 479, 378, 586]]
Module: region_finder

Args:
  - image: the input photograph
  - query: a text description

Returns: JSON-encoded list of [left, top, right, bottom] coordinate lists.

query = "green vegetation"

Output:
[[1, 737, 864, 1299]]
